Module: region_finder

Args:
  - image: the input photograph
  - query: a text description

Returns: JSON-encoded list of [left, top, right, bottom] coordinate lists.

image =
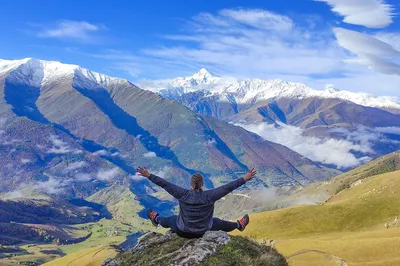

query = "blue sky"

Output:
[[1, 0, 400, 96]]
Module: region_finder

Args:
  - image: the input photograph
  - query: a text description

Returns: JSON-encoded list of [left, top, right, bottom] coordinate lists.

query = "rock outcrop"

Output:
[[103, 230, 288, 266]]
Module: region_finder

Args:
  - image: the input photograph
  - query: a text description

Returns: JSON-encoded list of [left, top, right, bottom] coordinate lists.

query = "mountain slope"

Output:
[[0, 58, 338, 198], [143, 70, 400, 166], [233, 169, 400, 266]]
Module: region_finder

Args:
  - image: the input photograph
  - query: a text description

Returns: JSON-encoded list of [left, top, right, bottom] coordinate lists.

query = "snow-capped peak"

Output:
[[192, 68, 216, 80], [0, 58, 126, 89], [146, 72, 400, 110]]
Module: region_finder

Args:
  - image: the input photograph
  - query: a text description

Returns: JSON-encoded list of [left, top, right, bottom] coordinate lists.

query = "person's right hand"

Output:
[[136, 167, 151, 178], [244, 168, 257, 181]]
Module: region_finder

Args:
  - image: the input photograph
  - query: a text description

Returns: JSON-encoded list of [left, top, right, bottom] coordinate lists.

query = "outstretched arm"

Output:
[[136, 167, 188, 200], [207, 168, 257, 202]]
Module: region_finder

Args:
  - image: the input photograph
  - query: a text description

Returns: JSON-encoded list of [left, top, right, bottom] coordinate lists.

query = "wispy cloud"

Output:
[[334, 27, 400, 75], [70, 6, 400, 96], [35, 20, 105, 42], [218, 9, 294, 30], [375, 126, 400, 135], [74, 172, 92, 182], [141, 9, 341, 78], [66, 161, 87, 171], [316, 0, 395, 28], [22, 177, 71, 194], [47, 135, 81, 154], [96, 167, 120, 181]]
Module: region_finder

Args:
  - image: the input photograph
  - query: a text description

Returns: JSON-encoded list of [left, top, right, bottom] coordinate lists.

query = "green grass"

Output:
[[59, 219, 137, 254]]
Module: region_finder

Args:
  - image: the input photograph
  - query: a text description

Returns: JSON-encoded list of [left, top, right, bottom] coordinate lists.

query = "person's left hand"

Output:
[[244, 168, 257, 181], [136, 167, 151, 178]]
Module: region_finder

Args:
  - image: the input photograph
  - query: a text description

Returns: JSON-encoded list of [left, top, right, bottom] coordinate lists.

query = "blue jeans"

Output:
[[158, 215, 238, 238]]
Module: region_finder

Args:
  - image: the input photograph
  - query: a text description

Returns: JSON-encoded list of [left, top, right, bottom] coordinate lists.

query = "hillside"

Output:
[[145, 70, 400, 166], [234, 170, 400, 265], [214, 150, 400, 220], [0, 58, 338, 200], [290, 149, 400, 203]]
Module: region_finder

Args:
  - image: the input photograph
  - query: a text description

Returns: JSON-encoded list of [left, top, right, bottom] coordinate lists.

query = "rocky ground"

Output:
[[103, 230, 288, 266]]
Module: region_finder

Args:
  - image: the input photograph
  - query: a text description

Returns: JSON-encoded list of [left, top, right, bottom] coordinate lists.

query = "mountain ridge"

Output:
[[141, 68, 400, 111], [0, 58, 338, 198]]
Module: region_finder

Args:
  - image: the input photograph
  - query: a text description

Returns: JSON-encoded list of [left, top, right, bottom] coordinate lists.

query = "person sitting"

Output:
[[136, 167, 257, 238]]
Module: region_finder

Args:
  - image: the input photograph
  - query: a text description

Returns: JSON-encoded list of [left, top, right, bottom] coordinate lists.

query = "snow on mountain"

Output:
[[145, 69, 400, 110], [0, 58, 127, 89]]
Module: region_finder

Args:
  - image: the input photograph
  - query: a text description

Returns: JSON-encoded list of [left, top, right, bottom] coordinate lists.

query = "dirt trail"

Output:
[[286, 249, 348, 266]]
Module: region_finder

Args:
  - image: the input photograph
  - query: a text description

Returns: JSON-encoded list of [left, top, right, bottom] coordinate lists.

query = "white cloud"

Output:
[[238, 122, 372, 169], [72, 7, 400, 96], [96, 167, 120, 181], [25, 178, 70, 194], [218, 9, 294, 30], [152, 166, 170, 178], [316, 0, 395, 28], [92, 149, 109, 156], [47, 135, 78, 154], [66, 161, 87, 171], [373, 126, 400, 135], [130, 173, 147, 181], [92, 149, 120, 157], [143, 151, 157, 158], [205, 138, 217, 147], [2, 190, 24, 200], [375, 32, 400, 51], [74, 173, 92, 182], [334, 28, 399, 58], [20, 158, 32, 164], [333, 27, 400, 76], [37, 20, 105, 42]]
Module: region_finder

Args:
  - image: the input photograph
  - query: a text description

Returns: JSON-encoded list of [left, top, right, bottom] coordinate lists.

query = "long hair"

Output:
[[190, 173, 204, 191]]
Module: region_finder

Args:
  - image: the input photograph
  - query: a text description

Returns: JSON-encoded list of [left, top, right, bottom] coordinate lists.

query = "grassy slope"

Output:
[[86, 185, 155, 231], [291, 150, 400, 203], [233, 170, 400, 266], [42, 246, 119, 266]]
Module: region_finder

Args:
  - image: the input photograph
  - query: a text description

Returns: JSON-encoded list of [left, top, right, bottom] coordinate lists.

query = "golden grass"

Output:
[[233, 170, 400, 266], [42, 246, 118, 266]]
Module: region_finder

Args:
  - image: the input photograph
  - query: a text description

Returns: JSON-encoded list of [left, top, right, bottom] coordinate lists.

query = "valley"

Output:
[[0, 58, 399, 266]]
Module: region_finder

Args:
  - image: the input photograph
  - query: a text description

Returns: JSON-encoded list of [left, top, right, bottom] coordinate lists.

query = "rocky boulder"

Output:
[[103, 230, 288, 266]]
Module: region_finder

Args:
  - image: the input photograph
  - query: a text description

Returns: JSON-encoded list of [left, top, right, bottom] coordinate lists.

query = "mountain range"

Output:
[[1, 58, 400, 266], [141, 69, 400, 168], [0, 58, 338, 203]]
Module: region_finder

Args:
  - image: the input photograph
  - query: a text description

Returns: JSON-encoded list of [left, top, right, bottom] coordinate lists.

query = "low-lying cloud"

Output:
[[96, 167, 120, 181], [74, 172, 92, 182], [47, 135, 82, 154], [143, 151, 157, 158], [19, 177, 72, 194], [238, 122, 376, 168], [66, 161, 87, 171], [375, 126, 400, 135]]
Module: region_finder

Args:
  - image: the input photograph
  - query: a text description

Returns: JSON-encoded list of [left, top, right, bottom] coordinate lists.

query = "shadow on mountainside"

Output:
[[3, 77, 175, 217]]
